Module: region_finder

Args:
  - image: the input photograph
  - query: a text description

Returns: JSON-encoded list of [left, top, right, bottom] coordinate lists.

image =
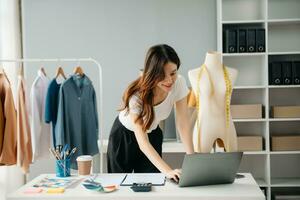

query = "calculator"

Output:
[[130, 183, 152, 192]]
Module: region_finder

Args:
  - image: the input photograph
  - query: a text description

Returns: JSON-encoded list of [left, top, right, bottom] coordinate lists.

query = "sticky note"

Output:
[[23, 187, 43, 194], [47, 188, 65, 193]]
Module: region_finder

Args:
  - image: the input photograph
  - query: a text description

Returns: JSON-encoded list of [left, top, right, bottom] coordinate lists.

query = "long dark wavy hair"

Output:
[[120, 44, 180, 132]]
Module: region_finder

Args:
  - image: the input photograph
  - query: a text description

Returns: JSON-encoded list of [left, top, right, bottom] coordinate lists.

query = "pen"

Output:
[[53, 148, 62, 160], [67, 147, 77, 159], [49, 148, 60, 160], [61, 144, 70, 160]]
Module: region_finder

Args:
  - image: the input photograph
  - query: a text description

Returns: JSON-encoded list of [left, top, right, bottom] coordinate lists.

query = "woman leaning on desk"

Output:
[[107, 44, 194, 182]]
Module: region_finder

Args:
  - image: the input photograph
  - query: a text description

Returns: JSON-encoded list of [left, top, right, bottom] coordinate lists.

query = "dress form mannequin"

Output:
[[188, 51, 238, 153]]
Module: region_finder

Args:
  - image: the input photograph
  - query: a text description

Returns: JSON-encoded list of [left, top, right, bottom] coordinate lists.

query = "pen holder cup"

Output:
[[55, 159, 71, 177]]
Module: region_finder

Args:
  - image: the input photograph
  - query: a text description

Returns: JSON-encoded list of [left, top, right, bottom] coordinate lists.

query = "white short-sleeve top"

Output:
[[118, 75, 189, 133]]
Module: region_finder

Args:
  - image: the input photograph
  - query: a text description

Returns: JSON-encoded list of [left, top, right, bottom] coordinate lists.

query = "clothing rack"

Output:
[[0, 58, 104, 174]]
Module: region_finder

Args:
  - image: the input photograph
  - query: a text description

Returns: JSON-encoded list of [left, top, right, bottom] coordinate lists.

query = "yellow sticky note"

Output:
[[47, 188, 65, 194]]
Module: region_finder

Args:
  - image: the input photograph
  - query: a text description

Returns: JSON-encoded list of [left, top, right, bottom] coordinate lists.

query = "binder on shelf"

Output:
[[282, 62, 292, 85], [292, 61, 300, 85], [247, 29, 256, 53], [256, 29, 265, 52], [224, 29, 237, 53], [269, 62, 282, 85], [238, 29, 247, 53]]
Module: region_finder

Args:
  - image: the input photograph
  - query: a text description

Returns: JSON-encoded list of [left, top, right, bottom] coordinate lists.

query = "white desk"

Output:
[[7, 173, 265, 200]]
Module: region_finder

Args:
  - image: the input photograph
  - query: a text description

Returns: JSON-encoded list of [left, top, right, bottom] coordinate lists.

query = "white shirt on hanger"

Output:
[[30, 69, 51, 162]]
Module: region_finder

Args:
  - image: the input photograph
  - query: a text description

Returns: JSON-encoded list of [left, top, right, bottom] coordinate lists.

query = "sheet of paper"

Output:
[[32, 177, 80, 188], [94, 174, 127, 186], [121, 173, 166, 186]]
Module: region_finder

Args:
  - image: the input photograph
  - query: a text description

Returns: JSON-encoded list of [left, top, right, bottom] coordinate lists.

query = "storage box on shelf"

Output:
[[231, 88, 266, 123], [271, 106, 300, 118], [269, 120, 300, 152], [231, 104, 263, 119], [269, 87, 300, 119], [235, 121, 267, 152], [271, 136, 300, 151], [238, 136, 263, 152]]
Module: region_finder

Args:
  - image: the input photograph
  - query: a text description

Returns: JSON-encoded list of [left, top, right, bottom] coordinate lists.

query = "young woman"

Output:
[[107, 44, 194, 182]]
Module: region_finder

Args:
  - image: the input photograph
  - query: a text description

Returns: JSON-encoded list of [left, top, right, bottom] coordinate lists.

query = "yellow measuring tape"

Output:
[[195, 64, 232, 150]]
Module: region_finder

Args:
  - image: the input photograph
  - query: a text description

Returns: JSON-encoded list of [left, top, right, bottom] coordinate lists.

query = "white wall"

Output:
[[21, 0, 217, 179]]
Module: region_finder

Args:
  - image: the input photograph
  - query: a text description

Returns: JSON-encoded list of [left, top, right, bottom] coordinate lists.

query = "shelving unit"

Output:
[[217, 0, 300, 199]]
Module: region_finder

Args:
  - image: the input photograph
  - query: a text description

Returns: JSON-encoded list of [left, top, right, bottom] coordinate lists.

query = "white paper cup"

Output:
[[76, 155, 93, 176]]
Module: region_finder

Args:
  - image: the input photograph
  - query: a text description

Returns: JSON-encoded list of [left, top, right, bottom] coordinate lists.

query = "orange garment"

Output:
[[0, 71, 17, 165], [187, 89, 196, 107], [17, 76, 32, 173]]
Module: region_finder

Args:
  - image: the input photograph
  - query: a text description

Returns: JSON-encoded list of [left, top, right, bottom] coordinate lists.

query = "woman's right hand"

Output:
[[165, 169, 181, 183]]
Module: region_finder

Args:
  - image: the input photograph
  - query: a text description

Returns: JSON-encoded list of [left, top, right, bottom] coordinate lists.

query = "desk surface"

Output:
[[7, 173, 265, 200]]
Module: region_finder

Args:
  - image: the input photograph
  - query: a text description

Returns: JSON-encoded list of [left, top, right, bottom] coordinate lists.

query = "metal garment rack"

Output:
[[0, 58, 104, 174]]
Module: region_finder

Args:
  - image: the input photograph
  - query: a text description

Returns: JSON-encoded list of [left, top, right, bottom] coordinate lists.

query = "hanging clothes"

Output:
[[16, 75, 32, 173], [30, 69, 51, 162], [0, 72, 17, 165], [55, 74, 99, 169], [44, 79, 62, 148]]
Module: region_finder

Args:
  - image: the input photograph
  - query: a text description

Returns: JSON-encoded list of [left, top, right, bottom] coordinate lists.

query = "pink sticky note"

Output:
[[23, 187, 43, 194]]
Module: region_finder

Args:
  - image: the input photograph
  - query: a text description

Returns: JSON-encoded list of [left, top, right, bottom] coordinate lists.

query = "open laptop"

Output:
[[178, 152, 243, 187]]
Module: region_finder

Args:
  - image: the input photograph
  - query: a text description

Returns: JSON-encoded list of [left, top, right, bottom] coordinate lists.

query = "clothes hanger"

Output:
[[18, 64, 24, 76], [73, 65, 84, 76], [55, 66, 67, 79], [40, 67, 47, 76], [39, 61, 47, 76], [0, 67, 10, 84]]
